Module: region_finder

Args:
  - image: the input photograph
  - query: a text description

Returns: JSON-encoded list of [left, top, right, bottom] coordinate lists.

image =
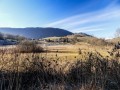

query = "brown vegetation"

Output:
[[0, 43, 120, 90], [17, 40, 44, 53]]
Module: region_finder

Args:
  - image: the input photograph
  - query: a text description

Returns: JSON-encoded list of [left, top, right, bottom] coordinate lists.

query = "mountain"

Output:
[[0, 27, 73, 39], [74, 32, 93, 37]]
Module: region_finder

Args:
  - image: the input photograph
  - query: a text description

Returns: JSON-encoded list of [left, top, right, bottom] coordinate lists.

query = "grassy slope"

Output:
[[108, 37, 120, 44]]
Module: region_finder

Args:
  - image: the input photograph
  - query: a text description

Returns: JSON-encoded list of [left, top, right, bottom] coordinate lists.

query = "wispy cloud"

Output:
[[73, 25, 105, 32], [78, 29, 105, 32], [45, 0, 120, 33]]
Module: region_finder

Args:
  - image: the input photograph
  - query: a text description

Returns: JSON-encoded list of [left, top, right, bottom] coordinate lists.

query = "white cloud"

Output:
[[74, 28, 105, 33], [45, 0, 120, 33]]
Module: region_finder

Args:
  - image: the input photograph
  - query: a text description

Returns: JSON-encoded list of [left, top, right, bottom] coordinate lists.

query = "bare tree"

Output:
[[115, 28, 120, 38]]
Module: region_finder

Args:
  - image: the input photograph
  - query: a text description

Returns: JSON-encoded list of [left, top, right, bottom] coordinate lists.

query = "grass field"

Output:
[[0, 43, 113, 72], [0, 43, 120, 90]]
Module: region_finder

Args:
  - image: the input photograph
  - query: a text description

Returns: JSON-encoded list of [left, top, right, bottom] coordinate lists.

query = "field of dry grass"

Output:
[[46, 43, 113, 59], [0, 43, 120, 90], [0, 43, 114, 72]]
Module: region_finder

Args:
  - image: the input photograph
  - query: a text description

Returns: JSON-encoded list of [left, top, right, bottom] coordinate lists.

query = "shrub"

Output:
[[17, 40, 44, 53]]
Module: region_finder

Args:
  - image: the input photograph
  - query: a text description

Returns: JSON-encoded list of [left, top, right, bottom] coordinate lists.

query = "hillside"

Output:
[[42, 33, 113, 46], [74, 32, 93, 37], [107, 37, 120, 44], [0, 27, 73, 39]]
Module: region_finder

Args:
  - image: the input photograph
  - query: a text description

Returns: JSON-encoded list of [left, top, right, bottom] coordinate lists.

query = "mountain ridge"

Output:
[[0, 27, 73, 39]]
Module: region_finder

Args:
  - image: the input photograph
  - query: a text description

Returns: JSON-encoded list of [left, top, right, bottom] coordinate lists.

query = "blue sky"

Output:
[[0, 0, 120, 38]]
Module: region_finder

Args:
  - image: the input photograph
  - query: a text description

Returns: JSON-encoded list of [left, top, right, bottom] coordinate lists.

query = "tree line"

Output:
[[0, 32, 26, 41]]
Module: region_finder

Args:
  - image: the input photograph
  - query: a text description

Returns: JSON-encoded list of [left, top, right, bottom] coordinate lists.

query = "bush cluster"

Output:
[[17, 40, 44, 53]]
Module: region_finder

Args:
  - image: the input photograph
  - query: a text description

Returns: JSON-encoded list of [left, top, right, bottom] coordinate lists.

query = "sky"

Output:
[[0, 0, 120, 38]]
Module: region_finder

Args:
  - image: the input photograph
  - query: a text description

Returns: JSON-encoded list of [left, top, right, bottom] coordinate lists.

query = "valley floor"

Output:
[[0, 43, 119, 90]]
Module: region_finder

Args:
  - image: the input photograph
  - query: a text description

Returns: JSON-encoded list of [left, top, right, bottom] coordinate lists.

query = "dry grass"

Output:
[[0, 43, 119, 90]]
